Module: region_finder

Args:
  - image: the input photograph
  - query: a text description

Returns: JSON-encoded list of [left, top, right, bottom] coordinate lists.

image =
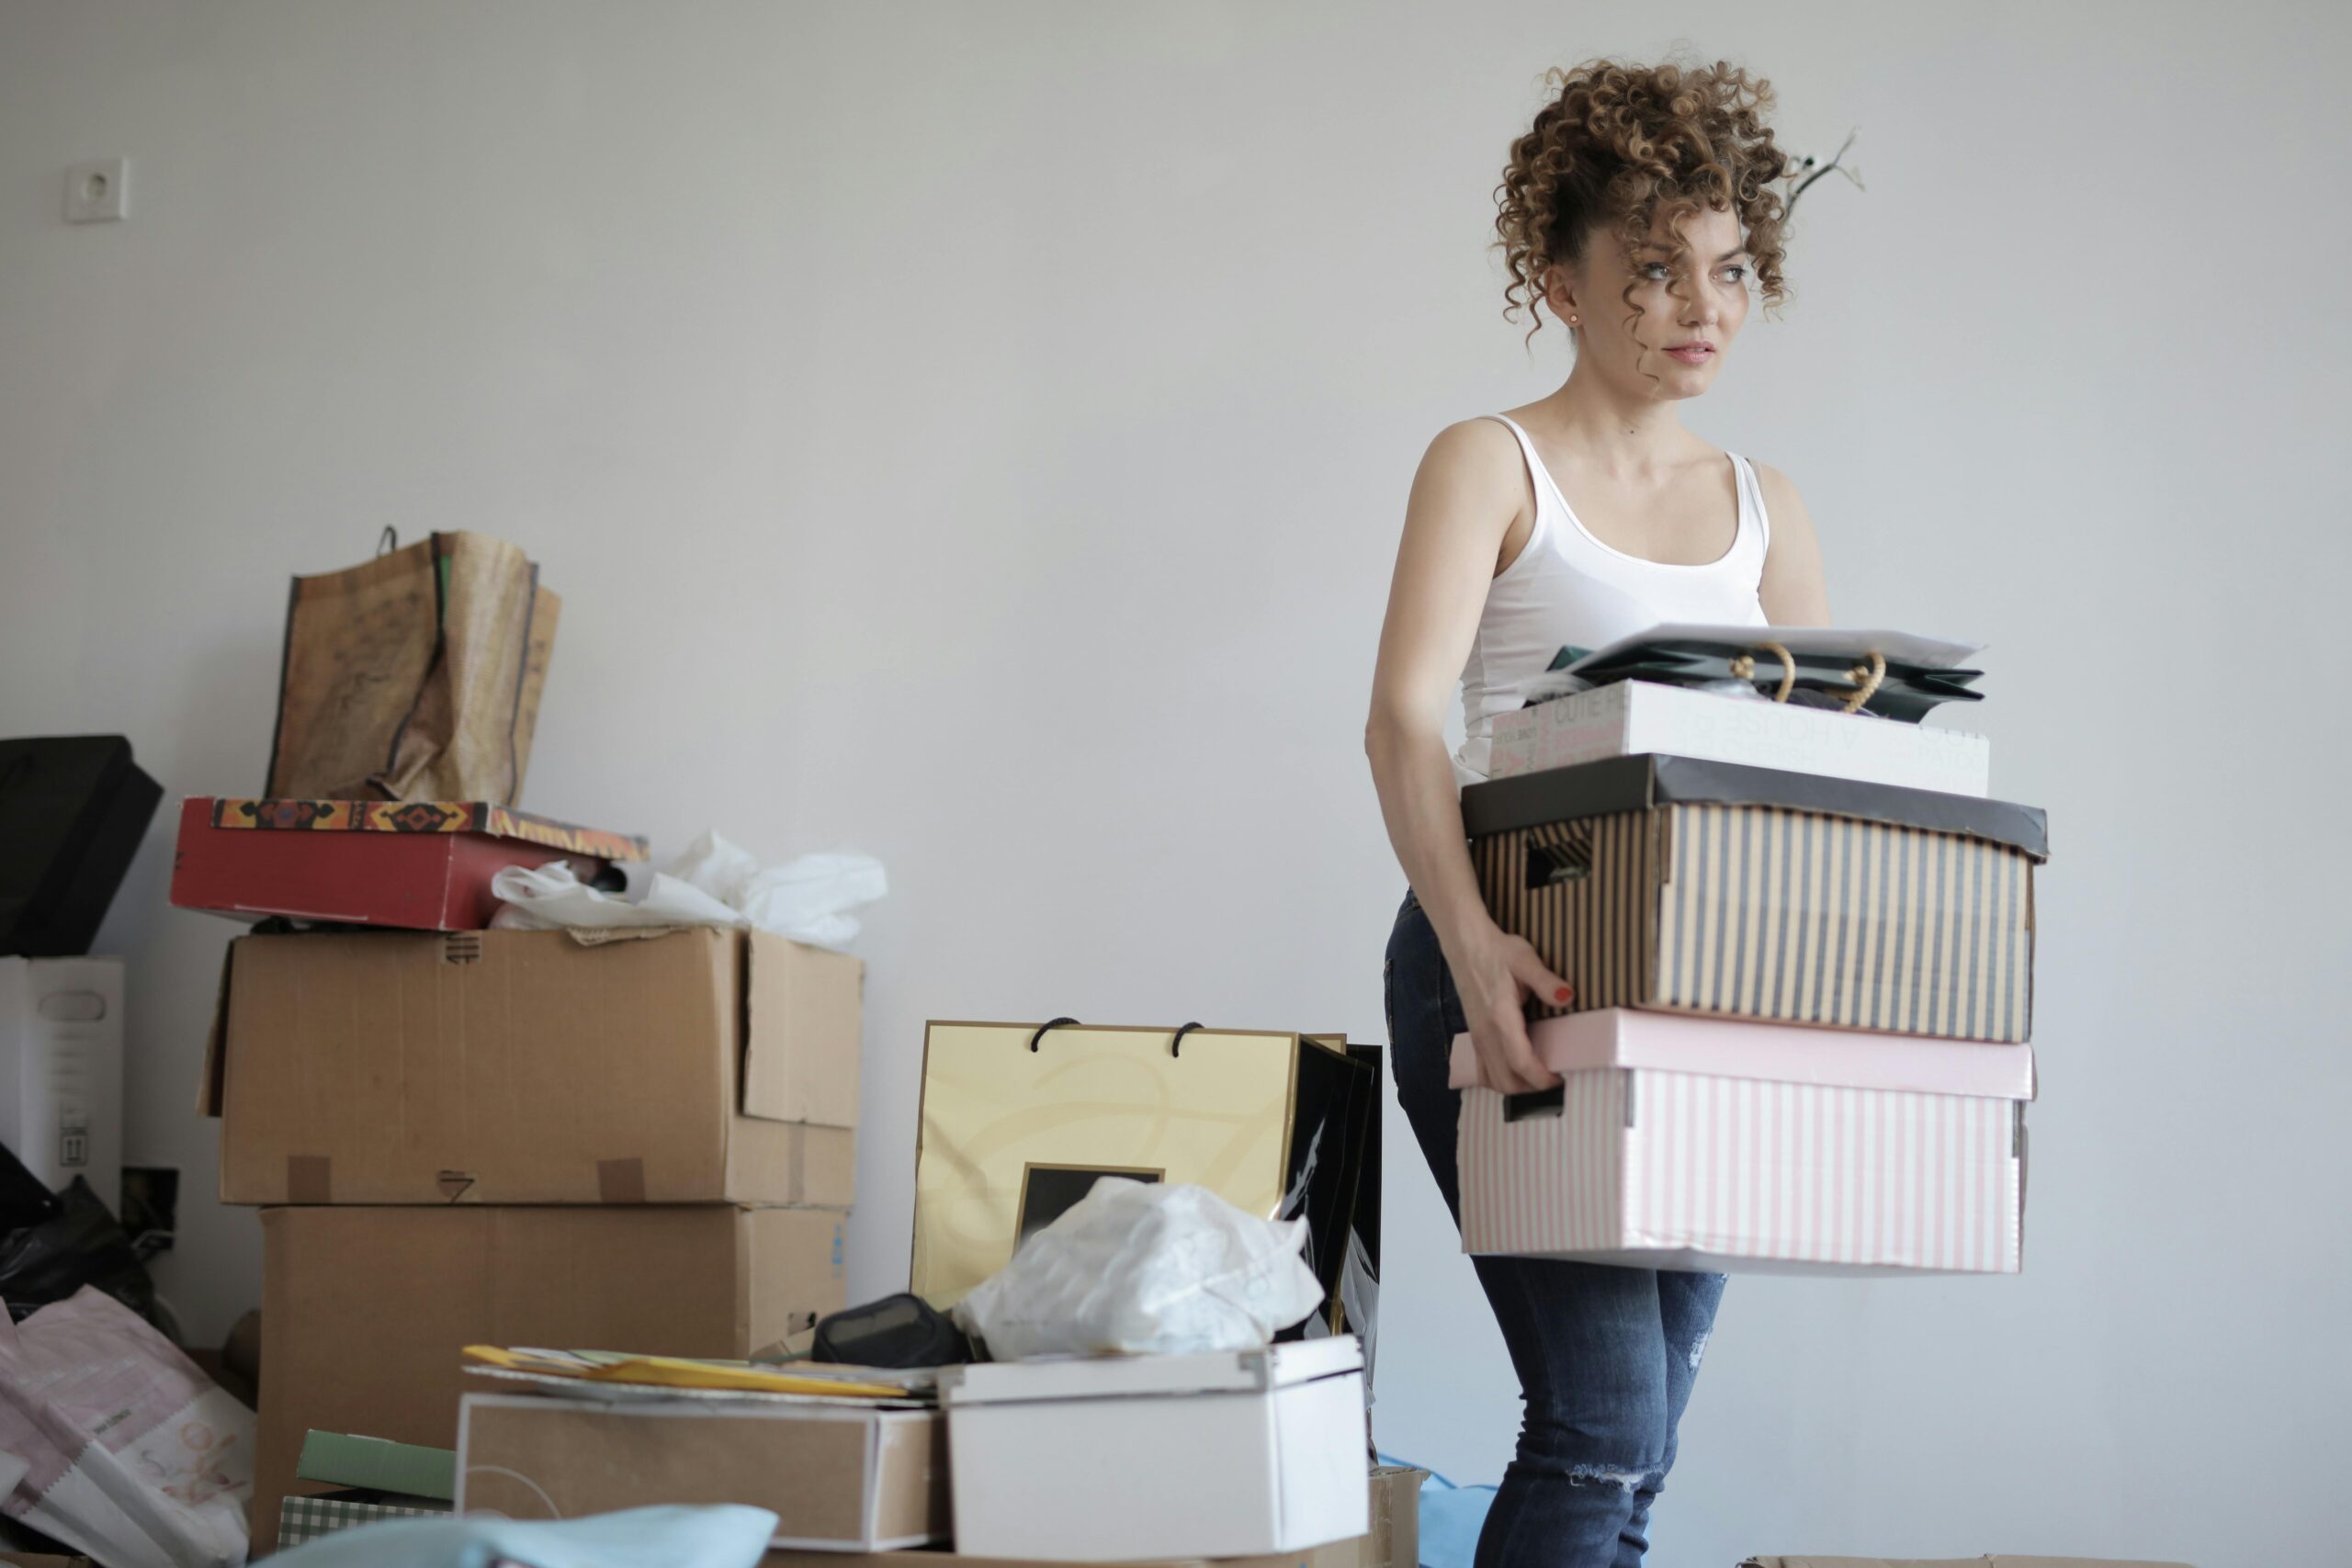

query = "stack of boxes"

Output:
[[1453, 672, 2046, 1274], [196, 902, 863, 1550]]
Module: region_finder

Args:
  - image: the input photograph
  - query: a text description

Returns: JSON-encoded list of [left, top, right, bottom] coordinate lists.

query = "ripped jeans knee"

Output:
[[1518, 1407, 1671, 1498]]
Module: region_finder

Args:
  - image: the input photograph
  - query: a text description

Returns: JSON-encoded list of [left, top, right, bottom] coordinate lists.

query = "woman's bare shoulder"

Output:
[[1404, 418, 1531, 554], [1416, 416, 1529, 506], [1747, 457, 1820, 543], [1421, 414, 1522, 470]]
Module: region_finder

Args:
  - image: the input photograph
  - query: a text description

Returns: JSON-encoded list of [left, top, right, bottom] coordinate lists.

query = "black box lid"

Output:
[[1459, 753, 2049, 862]]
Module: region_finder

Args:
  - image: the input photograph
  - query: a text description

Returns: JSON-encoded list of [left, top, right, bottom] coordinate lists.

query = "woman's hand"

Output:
[[1442, 915, 1573, 1095]]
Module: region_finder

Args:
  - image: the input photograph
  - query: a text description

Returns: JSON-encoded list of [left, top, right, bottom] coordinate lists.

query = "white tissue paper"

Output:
[[951, 1179, 1327, 1359], [490, 831, 886, 951]]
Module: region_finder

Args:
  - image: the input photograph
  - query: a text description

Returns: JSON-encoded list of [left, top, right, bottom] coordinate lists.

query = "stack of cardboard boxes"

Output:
[[197, 913, 863, 1551]]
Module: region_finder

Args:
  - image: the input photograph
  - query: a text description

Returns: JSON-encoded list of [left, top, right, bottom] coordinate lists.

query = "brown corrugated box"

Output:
[[459, 1395, 945, 1550], [200, 926, 860, 1206], [253, 1203, 847, 1556]]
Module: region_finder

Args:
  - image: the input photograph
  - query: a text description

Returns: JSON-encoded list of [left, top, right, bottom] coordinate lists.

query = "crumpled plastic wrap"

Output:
[[951, 1179, 1325, 1359], [490, 831, 886, 951]]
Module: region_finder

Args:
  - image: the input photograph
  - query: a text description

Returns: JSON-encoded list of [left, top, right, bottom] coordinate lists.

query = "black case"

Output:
[[0, 736, 164, 957]]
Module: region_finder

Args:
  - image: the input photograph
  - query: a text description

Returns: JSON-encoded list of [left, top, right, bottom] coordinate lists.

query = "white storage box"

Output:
[[1453, 1010, 2032, 1274], [938, 1337, 1368, 1562], [1487, 679, 1991, 795], [0, 956, 123, 1210]]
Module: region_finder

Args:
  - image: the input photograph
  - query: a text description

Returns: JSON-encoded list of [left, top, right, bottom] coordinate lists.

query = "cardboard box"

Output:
[[202, 926, 860, 1205], [1361, 1464, 1423, 1568], [169, 795, 646, 931], [458, 1393, 947, 1550], [1487, 679, 1993, 794], [913, 1022, 1372, 1323], [1456, 1010, 2033, 1273], [938, 1338, 1368, 1562], [252, 1203, 847, 1555], [0, 957, 123, 1212], [1463, 754, 2048, 1043]]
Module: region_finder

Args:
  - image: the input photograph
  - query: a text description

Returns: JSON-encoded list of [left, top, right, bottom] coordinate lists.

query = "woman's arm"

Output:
[[1365, 420, 1573, 1095], [1754, 462, 1832, 625]]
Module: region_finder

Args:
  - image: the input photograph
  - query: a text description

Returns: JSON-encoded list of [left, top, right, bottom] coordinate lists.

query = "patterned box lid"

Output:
[[206, 797, 649, 861]]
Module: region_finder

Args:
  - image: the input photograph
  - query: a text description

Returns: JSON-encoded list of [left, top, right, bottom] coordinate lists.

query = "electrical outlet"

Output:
[[65, 158, 128, 223]]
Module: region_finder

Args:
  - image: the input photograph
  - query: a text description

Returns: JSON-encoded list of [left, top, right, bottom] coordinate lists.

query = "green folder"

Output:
[[295, 1429, 458, 1502]]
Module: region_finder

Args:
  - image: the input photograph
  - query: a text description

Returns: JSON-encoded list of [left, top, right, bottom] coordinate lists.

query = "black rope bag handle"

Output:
[[1026, 1017, 1080, 1052]]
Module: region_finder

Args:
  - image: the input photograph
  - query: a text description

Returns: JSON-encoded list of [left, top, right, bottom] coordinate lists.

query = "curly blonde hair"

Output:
[[1496, 57, 1793, 344]]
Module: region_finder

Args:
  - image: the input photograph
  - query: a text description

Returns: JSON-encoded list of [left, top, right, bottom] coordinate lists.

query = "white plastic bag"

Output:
[[737, 852, 889, 952], [490, 831, 887, 951], [951, 1179, 1325, 1359], [0, 1286, 253, 1567]]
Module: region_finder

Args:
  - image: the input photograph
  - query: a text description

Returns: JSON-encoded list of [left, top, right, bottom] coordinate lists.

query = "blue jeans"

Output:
[[1384, 888, 1725, 1568]]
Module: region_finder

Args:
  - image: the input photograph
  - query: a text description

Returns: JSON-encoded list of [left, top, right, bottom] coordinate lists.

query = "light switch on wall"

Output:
[[64, 158, 128, 222]]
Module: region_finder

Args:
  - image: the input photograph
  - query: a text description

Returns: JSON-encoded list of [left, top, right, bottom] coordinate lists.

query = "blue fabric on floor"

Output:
[[1379, 1452, 1497, 1568], [267, 1504, 778, 1568]]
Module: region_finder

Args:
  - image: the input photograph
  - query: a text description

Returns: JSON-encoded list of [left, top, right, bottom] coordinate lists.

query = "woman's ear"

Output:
[[1542, 263, 1580, 327]]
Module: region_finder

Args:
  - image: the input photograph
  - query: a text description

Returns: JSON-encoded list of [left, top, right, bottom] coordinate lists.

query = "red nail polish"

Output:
[[1555, 987, 1572, 1002]]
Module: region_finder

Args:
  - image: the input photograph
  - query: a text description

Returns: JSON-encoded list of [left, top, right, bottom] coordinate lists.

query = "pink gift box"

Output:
[[1453, 1010, 2033, 1275]]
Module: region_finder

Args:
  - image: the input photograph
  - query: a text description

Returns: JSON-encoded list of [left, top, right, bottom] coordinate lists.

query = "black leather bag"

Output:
[[812, 1292, 973, 1368], [1558, 637, 1983, 723]]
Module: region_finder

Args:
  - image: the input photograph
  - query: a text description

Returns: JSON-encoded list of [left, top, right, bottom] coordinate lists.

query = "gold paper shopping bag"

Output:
[[910, 1021, 1373, 1316]]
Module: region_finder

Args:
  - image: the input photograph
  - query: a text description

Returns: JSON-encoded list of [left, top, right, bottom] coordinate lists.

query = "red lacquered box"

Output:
[[171, 796, 649, 931]]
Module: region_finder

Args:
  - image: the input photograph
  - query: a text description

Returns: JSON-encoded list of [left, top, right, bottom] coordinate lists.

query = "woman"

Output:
[[1364, 59, 1833, 1567]]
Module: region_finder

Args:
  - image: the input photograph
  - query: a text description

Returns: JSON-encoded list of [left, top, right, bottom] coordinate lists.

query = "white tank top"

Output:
[[1453, 413, 1771, 786]]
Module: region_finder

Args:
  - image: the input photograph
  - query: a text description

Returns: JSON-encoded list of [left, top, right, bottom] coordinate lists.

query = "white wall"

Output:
[[2, 4, 2343, 1563]]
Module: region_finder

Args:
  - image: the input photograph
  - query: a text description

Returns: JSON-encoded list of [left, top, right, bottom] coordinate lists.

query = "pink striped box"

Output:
[[1451, 1010, 2032, 1274]]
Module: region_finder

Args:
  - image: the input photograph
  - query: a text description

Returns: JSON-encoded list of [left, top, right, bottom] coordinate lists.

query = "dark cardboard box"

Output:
[[1462, 754, 2048, 1043], [253, 1203, 847, 1555], [202, 926, 859, 1205]]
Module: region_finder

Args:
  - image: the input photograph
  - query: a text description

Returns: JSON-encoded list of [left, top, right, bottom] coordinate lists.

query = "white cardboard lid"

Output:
[[937, 1336, 1363, 1407], [1450, 1009, 2036, 1101]]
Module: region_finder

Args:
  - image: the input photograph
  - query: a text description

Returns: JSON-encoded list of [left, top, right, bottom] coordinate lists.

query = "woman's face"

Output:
[[1546, 203, 1753, 396]]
